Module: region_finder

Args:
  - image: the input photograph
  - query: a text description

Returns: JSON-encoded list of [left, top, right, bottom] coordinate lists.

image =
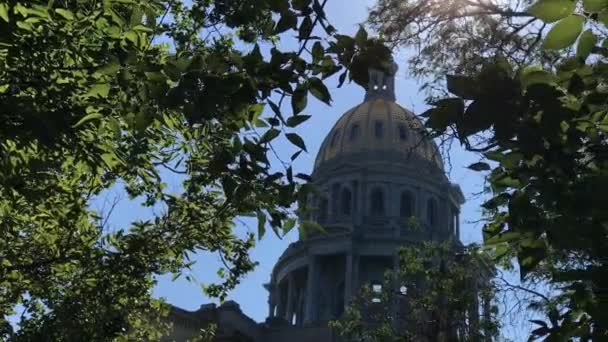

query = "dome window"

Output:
[[341, 188, 352, 215], [427, 198, 438, 225], [400, 191, 415, 218], [374, 121, 384, 139], [370, 188, 385, 216], [330, 129, 341, 147], [350, 123, 360, 141], [398, 124, 408, 141]]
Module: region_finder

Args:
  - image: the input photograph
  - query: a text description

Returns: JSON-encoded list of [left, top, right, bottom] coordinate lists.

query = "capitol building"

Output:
[[164, 62, 474, 342]]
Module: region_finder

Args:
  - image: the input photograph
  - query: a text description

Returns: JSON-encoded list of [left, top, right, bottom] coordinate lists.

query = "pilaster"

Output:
[[304, 256, 319, 323]]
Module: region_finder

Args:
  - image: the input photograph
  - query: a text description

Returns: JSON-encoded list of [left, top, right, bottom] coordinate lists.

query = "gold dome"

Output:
[[314, 98, 444, 171]]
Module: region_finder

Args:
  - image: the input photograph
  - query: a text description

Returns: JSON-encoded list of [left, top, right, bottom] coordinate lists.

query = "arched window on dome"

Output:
[[341, 188, 352, 216], [350, 123, 360, 141], [400, 191, 415, 218], [427, 198, 438, 225], [398, 124, 408, 141], [370, 188, 385, 216], [374, 121, 384, 139]]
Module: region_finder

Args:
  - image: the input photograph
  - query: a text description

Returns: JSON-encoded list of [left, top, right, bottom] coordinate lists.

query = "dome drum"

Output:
[[265, 64, 465, 329]]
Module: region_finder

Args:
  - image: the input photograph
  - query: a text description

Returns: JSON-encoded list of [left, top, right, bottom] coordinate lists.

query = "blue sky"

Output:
[[146, 0, 488, 323]]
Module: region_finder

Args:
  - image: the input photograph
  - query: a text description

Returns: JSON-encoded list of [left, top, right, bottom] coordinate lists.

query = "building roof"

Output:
[[313, 98, 444, 172]]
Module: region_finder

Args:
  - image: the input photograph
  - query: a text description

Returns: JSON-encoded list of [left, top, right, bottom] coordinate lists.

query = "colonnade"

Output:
[[268, 252, 365, 325]]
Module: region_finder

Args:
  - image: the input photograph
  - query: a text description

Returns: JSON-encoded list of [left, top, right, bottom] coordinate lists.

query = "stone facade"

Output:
[[164, 64, 467, 342]]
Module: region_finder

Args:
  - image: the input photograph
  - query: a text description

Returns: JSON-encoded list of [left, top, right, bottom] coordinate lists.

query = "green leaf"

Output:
[[55, 8, 74, 20], [85, 83, 110, 98], [291, 85, 308, 114], [73, 113, 104, 128], [355, 25, 368, 46], [108, 118, 121, 138], [599, 9, 608, 25], [286, 115, 311, 127], [468, 162, 491, 171], [275, 11, 297, 34], [543, 15, 585, 50], [257, 211, 266, 240], [528, 0, 576, 23], [101, 153, 119, 168], [520, 67, 557, 87], [308, 77, 331, 104], [495, 176, 521, 188], [133, 24, 153, 33], [446, 75, 479, 100], [0, 3, 9, 22], [124, 31, 139, 45], [16, 21, 33, 31], [286, 133, 307, 151], [299, 220, 325, 240], [283, 218, 296, 235], [96, 59, 121, 76], [144, 71, 166, 82], [577, 30, 597, 59], [260, 128, 280, 143], [0, 84, 9, 94], [518, 246, 547, 279], [312, 42, 324, 62], [298, 16, 312, 39], [291, 150, 303, 161], [583, 0, 608, 12]]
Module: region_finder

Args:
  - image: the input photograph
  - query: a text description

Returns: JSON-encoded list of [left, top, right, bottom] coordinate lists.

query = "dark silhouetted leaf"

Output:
[[260, 128, 281, 143], [446, 75, 479, 99], [468, 162, 491, 171], [308, 77, 331, 104], [286, 133, 307, 151], [286, 115, 311, 127], [291, 85, 308, 114]]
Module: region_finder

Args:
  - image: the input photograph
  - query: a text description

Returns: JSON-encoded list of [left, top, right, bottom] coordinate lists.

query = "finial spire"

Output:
[[365, 61, 398, 102]]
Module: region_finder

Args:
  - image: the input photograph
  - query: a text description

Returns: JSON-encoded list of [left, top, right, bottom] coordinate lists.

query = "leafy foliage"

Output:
[[0, 0, 384, 339], [368, 0, 563, 97], [331, 242, 499, 342], [417, 0, 608, 339]]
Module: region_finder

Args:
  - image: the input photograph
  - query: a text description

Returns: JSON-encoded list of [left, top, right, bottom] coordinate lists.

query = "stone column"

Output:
[[440, 197, 448, 238], [392, 252, 401, 331], [276, 283, 285, 319], [352, 254, 360, 300], [296, 288, 305, 325], [304, 256, 319, 323], [344, 252, 354, 307], [285, 273, 295, 323]]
